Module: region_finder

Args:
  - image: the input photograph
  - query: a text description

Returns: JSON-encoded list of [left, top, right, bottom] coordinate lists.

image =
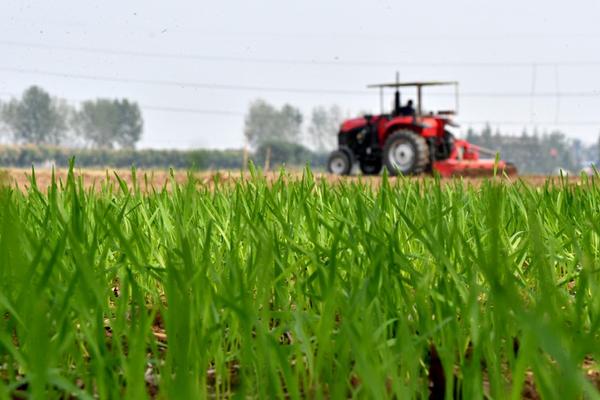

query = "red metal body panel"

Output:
[[378, 116, 447, 143], [340, 115, 449, 142], [340, 117, 368, 132], [432, 139, 508, 177], [432, 159, 507, 177], [449, 139, 479, 160]]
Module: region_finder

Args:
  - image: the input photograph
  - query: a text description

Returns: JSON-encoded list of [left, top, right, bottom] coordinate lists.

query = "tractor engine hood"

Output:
[[340, 117, 369, 133]]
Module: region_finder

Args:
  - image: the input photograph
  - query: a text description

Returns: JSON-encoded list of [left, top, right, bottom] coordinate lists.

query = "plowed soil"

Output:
[[0, 168, 589, 192]]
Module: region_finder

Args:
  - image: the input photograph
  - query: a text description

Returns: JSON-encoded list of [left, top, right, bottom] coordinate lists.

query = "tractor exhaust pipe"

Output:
[[393, 71, 401, 116]]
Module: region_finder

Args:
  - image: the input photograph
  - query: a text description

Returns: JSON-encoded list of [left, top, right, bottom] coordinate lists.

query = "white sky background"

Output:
[[1, 0, 600, 149]]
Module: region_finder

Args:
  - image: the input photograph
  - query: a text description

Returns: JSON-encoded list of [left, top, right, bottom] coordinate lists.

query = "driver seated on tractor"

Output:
[[398, 99, 415, 117]]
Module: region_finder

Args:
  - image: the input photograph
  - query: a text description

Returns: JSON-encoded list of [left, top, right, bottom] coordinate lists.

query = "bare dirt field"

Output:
[[0, 167, 590, 192]]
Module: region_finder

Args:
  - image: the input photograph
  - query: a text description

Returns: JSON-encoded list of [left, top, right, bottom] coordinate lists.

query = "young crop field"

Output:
[[0, 165, 599, 399]]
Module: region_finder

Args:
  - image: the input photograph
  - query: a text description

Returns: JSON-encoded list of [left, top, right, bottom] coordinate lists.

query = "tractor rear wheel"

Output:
[[359, 159, 382, 175], [383, 130, 429, 175], [327, 149, 352, 175]]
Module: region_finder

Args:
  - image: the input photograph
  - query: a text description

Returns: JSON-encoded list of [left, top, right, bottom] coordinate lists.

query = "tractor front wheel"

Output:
[[327, 149, 353, 175], [383, 130, 429, 176]]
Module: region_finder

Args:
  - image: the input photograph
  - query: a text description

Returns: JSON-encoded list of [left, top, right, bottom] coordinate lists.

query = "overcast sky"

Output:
[[1, 0, 600, 149]]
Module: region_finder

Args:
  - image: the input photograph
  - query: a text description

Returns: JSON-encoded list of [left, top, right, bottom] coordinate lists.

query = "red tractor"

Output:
[[327, 79, 516, 177]]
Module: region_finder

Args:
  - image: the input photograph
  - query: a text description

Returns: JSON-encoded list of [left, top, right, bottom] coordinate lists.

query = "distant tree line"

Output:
[[0, 144, 328, 170], [2, 87, 598, 174], [0, 90, 337, 170], [0, 145, 243, 169], [466, 125, 599, 174], [0, 86, 143, 149]]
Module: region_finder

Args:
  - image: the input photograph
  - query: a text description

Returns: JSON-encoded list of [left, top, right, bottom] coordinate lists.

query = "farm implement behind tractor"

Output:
[[327, 78, 517, 177]]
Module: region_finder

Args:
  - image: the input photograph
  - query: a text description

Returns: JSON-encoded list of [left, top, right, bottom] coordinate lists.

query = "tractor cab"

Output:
[[370, 79, 459, 120], [327, 76, 516, 177]]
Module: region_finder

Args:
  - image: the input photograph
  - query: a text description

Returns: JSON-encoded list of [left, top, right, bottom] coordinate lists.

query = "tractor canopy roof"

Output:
[[368, 79, 460, 117], [367, 81, 458, 89]]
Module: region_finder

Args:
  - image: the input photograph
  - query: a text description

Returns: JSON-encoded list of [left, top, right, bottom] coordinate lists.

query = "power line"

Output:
[[0, 66, 369, 95], [462, 121, 600, 126], [457, 92, 600, 98], [2, 66, 600, 98], [3, 40, 600, 68], [141, 105, 243, 116]]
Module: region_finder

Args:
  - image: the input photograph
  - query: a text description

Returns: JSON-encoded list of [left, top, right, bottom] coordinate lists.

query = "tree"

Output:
[[72, 99, 143, 149], [1, 86, 69, 145], [0, 100, 9, 143], [254, 139, 315, 167], [243, 99, 303, 147], [480, 123, 492, 148], [307, 105, 343, 152], [279, 104, 303, 142], [465, 127, 477, 144], [597, 132, 600, 163]]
